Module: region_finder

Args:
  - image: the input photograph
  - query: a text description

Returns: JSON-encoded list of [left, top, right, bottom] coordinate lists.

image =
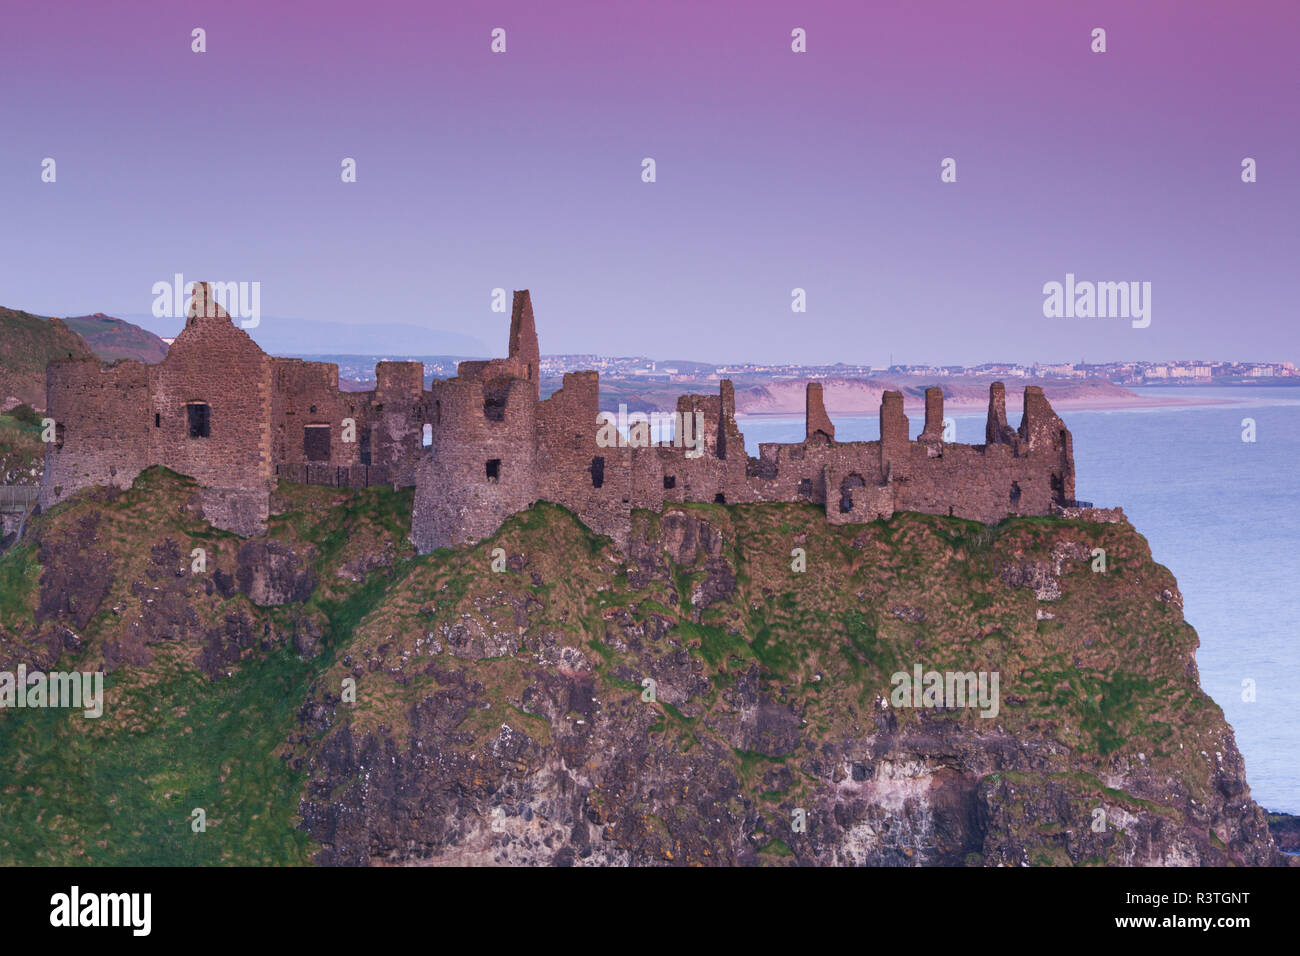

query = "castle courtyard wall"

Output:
[[39, 359, 150, 507]]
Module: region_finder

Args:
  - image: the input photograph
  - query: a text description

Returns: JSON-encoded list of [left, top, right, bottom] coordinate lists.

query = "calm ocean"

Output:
[[737, 385, 1300, 813]]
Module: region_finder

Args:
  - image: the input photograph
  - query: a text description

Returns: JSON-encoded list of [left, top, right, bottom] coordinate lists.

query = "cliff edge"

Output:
[[0, 467, 1285, 866]]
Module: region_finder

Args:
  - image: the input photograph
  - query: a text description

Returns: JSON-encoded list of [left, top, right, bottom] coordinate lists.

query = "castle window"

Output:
[[486, 459, 500, 482], [187, 403, 210, 439], [590, 456, 604, 489], [1009, 481, 1022, 506], [839, 474, 865, 513], [714, 493, 726, 504], [304, 425, 330, 461], [422, 423, 433, 447], [55, 423, 65, 450], [663, 475, 676, 489], [360, 426, 372, 466], [483, 380, 511, 422], [797, 478, 812, 499], [154, 412, 160, 428], [310, 405, 317, 414]]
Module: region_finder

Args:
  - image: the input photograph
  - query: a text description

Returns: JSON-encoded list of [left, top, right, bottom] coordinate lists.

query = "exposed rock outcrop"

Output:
[[0, 468, 1286, 867]]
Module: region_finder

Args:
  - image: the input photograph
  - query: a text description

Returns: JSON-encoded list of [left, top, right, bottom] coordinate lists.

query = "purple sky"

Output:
[[1, 0, 1296, 365]]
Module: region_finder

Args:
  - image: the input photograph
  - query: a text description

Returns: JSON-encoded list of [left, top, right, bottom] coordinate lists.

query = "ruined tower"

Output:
[[410, 291, 542, 552], [985, 381, 1019, 446], [805, 383, 835, 442], [508, 290, 541, 398], [919, 386, 945, 451]]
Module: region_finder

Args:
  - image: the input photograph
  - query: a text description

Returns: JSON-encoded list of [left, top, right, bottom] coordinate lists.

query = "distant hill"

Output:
[[0, 307, 96, 411], [62, 313, 168, 364]]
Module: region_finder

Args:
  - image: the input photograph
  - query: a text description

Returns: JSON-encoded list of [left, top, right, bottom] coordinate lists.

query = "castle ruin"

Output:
[[42, 285, 1077, 550]]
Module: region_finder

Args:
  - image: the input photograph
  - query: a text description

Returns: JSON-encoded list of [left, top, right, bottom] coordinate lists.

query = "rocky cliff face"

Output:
[[0, 467, 1286, 866]]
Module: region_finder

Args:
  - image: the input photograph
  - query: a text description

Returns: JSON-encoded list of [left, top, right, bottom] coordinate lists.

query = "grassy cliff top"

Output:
[[0, 467, 1274, 866]]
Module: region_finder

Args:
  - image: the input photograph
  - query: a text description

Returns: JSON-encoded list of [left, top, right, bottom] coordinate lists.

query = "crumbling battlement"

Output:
[[44, 286, 1078, 549], [409, 291, 1078, 552]]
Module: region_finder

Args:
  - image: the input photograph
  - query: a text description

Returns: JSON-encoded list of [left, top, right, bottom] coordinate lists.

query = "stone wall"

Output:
[[43, 286, 1078, 550], [147, 286, 274, 535], [272, 358, 346, 470], [43, 282, 441, 535], [372, 361, 430, 487], [535, 371, 635, 542], [411, 377, 538, 551], [40, 359, 150, 508], [411, 340, 1076, 553]]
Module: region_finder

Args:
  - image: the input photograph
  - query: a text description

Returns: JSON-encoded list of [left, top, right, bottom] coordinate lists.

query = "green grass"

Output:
[[0, 408, 46, 477], [0, 539, 40, 627], [759, 838, 794, 858], [0, 642, 323, 865], [675, 620, 752, 669], [0, 470, 1234, 865]]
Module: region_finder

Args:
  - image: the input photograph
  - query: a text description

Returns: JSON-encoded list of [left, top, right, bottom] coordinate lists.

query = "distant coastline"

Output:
[[737, 392, 1238, 418], [731, 379, 1245, 418]]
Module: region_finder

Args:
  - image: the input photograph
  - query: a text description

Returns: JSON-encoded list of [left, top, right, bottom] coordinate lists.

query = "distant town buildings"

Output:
[[288, 348, 1295, 392], [528, 356, 1296, 386]]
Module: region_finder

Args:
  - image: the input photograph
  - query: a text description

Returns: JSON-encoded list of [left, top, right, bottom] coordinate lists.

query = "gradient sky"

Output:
[[1, 0, 1296, 365]]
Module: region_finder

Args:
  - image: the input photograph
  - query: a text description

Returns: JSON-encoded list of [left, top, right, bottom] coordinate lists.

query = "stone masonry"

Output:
[[411, 291, 1076, 551], [43, 285, 1077, 551], [41, 283, 428, 535]]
